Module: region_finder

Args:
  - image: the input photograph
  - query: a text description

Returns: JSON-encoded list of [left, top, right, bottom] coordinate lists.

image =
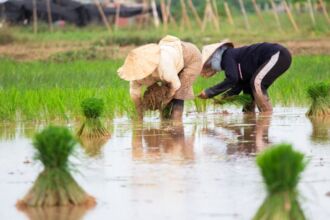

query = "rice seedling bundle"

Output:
[[253, 144, 308, 220], [307, 82, 330, 117], [77, 98, 110, 138], [17, 126, 95, 207], [213, 94, 252, 106], [142, 83, 171, 111]]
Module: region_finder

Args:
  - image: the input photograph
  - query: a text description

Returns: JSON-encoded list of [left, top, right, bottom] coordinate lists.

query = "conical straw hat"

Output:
[[201, 40, 233, 77], [118, 44, 161, 81]]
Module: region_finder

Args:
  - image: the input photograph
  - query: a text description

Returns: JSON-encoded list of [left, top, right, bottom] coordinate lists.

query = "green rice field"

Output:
[[0, 55, 329, 122]]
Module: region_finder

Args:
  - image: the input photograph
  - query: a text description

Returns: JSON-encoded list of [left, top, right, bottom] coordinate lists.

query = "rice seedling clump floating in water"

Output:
[[17, 126, 96, 207], [77, 97, 110, 138], [307, 82, 330, 117], [253, 144, 308, 220]]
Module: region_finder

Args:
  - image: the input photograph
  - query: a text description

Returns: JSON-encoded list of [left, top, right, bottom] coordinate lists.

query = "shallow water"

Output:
[[0, 108, 329, 220]]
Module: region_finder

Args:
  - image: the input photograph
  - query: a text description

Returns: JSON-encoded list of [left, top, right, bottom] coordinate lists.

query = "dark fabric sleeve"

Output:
[[204, 56, 239, 98], [223, 84, 243, 97]]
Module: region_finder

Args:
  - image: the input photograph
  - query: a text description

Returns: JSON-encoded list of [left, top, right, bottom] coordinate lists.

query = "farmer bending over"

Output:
[[118, 35, 202, 121], [198, 41, 292, 113]]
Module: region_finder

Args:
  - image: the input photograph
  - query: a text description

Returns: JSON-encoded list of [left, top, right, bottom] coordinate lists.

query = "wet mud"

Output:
[[0, 108, 329, 220]]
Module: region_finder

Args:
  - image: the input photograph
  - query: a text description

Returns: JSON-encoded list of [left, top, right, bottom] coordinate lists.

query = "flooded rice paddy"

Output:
[[0, 107, 329, 220]]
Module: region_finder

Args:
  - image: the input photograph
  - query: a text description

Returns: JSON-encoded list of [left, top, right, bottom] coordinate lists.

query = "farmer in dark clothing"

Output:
[[198, 40, 292, 113]]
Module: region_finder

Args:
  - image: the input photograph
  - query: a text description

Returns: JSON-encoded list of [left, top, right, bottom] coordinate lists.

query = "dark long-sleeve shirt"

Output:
[[205, 43, 284, 98]]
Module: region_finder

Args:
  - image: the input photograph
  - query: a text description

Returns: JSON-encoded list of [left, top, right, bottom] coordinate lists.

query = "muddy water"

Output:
[[0, 107, 329, 220]]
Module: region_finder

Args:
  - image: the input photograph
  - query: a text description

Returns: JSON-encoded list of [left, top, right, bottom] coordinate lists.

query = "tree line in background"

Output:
[[154, 0, 329, 33], [0, 0, 329, 34]]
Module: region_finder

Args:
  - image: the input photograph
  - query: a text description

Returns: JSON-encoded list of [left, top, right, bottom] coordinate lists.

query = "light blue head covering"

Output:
[[210, 46, 228, 72]]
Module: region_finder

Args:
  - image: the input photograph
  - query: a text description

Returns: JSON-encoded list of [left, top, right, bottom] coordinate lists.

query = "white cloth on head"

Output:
[[211, 46, 227, 72]]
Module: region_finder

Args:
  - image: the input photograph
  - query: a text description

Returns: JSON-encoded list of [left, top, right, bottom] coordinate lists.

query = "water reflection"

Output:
[[207, 113, 272, 156], [77, 120, 113, 158], [0, 123, 17, 140], [132, 122, 195, 162], [18, 206, 91, 220], [228, 114, 271, 155], [309, 117, 330, 143], [79, 136, 110, 158]]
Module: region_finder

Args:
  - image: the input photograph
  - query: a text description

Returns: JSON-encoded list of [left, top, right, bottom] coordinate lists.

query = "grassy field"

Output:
[[0, 55, 329, 122], [1, 12, 329, 48]]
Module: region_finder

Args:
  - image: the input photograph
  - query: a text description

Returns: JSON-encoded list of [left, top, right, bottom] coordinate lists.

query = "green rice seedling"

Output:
[[17, 126, 95, 207], [213, 94, 252, 106], [253, 144, 308, 220], [77, 98, 110, 138], [307, 82, 330, 117]]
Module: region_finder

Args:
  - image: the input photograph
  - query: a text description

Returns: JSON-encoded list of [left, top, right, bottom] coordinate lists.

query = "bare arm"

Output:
[[130, 81, 143, 120]]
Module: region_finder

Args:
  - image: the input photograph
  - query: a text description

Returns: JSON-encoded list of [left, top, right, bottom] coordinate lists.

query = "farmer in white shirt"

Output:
[[118, 35, 202, 121]]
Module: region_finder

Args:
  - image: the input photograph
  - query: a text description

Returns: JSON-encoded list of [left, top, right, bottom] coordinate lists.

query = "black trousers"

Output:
[[251, 47, 292, 97], [226, 47, 292, 111]]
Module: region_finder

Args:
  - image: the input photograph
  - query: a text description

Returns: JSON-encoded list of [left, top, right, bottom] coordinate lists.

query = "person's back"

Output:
[[224, 43, 284, 80]]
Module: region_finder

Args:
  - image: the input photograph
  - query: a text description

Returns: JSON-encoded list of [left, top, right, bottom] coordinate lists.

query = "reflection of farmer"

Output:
[[118, 35, 202, 121], [198, 41, 292, 113], [131, 124, 195, 161], [206, 114, 271, 155], [227, 115, 271, 154]]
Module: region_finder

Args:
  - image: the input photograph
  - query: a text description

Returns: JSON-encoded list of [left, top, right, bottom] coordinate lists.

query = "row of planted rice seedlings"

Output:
[[0, 87, 135, 121], [0, 59, 134, 121], [0, 60, 124, 89], [1, 56, 330, 121]]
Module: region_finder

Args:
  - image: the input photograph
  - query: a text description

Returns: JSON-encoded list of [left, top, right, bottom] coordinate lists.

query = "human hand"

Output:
[[197, 90, 208, 99]]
